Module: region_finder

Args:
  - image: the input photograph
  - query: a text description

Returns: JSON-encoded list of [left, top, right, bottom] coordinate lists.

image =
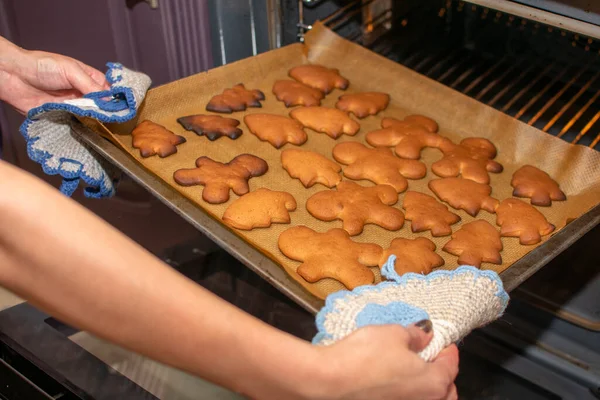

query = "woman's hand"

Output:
[[316, 324, 459, 400], [0, 36, 109, 114]]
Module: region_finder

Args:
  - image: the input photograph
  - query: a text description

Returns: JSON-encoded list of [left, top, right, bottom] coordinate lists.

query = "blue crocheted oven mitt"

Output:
[[19, 63, 151, 198], [314, 256, 509, 361]]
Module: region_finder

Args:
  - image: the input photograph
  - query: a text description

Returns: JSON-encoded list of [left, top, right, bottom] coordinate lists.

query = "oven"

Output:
[[0, 0, 599, 399]]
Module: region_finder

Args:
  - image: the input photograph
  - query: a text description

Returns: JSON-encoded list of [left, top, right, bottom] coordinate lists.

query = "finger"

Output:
[[77, 61, 110, 89], [404, 320, 433, 352], [65, 62, 106, 95], [429, 344, 460, 382]]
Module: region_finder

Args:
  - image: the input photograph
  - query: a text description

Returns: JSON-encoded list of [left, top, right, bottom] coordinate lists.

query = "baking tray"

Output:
[[78, 22, 600, 313]]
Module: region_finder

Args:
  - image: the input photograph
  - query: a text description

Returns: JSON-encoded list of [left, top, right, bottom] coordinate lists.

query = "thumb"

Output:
[[65, 62, 105, 95], [404, 319, 433, 352]]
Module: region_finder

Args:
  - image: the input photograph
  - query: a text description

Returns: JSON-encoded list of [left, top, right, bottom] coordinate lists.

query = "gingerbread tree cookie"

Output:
[[443, 220, 503, 267], [432, 137, 503, 184], [290, 106, 360, 139], [278, 226, 383, 289], [222, 188, 296, 230], [403, 191, 460, 236], [335, 92, 390, 118], [272, 80, 324, 107], [511, 165, 566, 206], [131, 120, 186, 158], [173, 154, 268, 204], [281, 149, 341, 188], [333, 142, 426, 193], [495, 198, 555, 245], [289, 64, 349, 94], [206, 83, 265, 113], [379, 237, 444, 276], [177, 114, 242, 141], [306, 181, 404, 236], [244, 113, 307, 148], [429, 177, 499, 217]]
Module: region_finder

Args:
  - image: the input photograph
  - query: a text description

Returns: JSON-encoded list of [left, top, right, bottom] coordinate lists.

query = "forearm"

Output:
[[0, 161, 325, 399]]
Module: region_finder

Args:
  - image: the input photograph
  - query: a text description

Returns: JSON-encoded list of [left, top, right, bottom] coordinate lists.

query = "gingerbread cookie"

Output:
[[281, 149, 341, 188], [206, 83, 265, 113], [289, 64, 349, 94], [380, 237, 444, 275], [278, 226, 382, 289], [173, 154, 268, 204], [443, 220, 503, 267], [511, 165, 566, 206], [131, 120, 186, 158], [222, 188, 296, 230], [177, 114, 242, 141], [429, 177, 499, 217], [403, 191, 461, 236], [335, 92, 390, 118], [366, 117, 452, 160], [495, 198, 555, 245], [431, 137, 503, 184], [290, 106, 360, 139], [272, 80, 324, 107], [244, 113, 307, 148], [332, 142, 426, 192], [306, 181, 404, 236]]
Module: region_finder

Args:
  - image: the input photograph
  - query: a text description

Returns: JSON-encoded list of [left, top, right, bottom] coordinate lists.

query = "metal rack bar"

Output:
[[488, 63, 537, 107], [558, 89, 600, 138], [474, 60, 521, 100], [462, 58, 506, 94], [513, 66, 570, 119]]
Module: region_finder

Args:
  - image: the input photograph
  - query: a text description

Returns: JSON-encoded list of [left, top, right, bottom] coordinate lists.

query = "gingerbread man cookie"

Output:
[[281, 149, 342, 188], [443, 220, 503, 267], [131, 120, 186, 158], [289, 64, 349, 94], [332, 142, 427, 192], [244, 113, 307, 148], [431, 137, 503, 184], [206, 83, 265, 113], [222, 188, 297, 230], [173, 154, 268, 204], [429, 178, 499, 217], [379, 237, 444, 275], [278, 226, 383, 289], [402, 191, 461, 236], [495, 198, 555, 245], [366, 116, 452, 160], [272, 80, 324, 107], [306, 181, 404, 236], [335, 92, 390, 118], [511, 165, 566, 206], [177, 114, 242, 141], [290, 106, 360, 139]]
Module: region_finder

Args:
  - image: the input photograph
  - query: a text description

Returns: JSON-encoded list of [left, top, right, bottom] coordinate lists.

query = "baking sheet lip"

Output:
[[74, 128, 323, 315]]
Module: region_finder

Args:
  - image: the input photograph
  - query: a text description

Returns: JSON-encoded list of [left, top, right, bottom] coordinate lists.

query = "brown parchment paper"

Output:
[[99, 22, 600, 300]]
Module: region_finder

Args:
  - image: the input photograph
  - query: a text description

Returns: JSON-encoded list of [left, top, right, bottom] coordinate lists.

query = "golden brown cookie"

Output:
[[177, 114, 242, 141], [511, 165, 566, 206], [431, 137, 503, 184], [306, 181, 404, 236], [278, 226, 383, 289], [290, 106, 360, 139], [402, 191, 461, 236], [173, 154, 268, 204], [281, 149, 342, 188], [244, 113, 307, 148], [495, 198, 555, 245], [272, 80, 324, 107], [222, 188, 297, 230], [366, 116, 451, 159], [379, 237, 444, 275], [288, 64, 349, 94], [332, 142, 426, 193], [443, 220, 503, 267], [335, 92, 390, 118], [131, 120, 186, 158], [429, 177, 499, 217], [206, 83, 265, 113]]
